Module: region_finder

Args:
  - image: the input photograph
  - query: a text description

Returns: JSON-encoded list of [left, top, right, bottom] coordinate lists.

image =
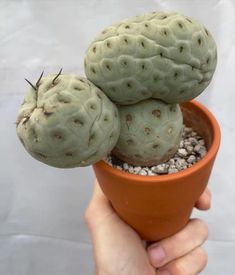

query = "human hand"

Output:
[[85, 181, 211, 275]]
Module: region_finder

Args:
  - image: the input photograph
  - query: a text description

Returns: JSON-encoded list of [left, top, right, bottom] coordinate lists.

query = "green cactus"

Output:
[[16, 72, 120, 168], [84, 11, 217, 105], [112, 99, 183, 166]]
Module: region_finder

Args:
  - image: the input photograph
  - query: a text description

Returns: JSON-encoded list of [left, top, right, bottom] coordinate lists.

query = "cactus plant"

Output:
[[16, 72, 120, 168], [16, 11, 217, 170], [113, 99, 183, 166], [84, 11, 217, 105]]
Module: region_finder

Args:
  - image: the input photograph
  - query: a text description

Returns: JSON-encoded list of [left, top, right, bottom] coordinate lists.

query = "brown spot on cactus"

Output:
[[161, 15, 168, 19], [44, 110, 53, 117], [126, 139, 134, 145], [91, 67, 96, 74], [164, 30, 168, 36], [104, 115, 109, 122], [126, 114, 132, 129], [106, 42, 111, 48], [141, 41, 145, 48], [126, 82, 132, 88], [124, 38, 128, 44], [58, 97, 70, 104], [198, 38, 202, 45], [152, 144, 159, 149], [106, 64, 111, 71], [126, 114, 132, 122], [144, 127, 151, 135], [205, 28, 209, 36], [53, 132, 63, 140], [93, 46, 96, 53], [122, 60, 128, 66], [90, 104, 96, 110], [180, 90, 185, 94], [153, 75, 158, 82], [174, 72, 179, 79], [74, 86, 81, 91], [206, 57, 210, 64], [65, 152, 73, 156], [125, 25, 130, 29], [178, 22, 183, 28], [102, 29, 107, 34], [152, 109, 161, 117], [74, 119, 84, 126], [34, 152, 47, 159], [88, 133, 96, 145], [168, 147, 174, 153], [96, 91, 102, 98], [145, 24, 149, 28], [160, 52, 163, 57], [179, 46, 184, 53], [168, 127, 173, 134]]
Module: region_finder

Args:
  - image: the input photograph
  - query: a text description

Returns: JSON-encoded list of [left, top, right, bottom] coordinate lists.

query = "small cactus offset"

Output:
[[84, 11, 217, 105], [113, 99, 183, 166], [16, 71, 120, 168], [16, 11, 217, 169]]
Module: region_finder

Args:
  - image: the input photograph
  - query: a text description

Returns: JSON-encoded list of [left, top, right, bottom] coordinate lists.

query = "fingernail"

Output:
[[149, 245, 166, 267], [158, 270, 171, 275]]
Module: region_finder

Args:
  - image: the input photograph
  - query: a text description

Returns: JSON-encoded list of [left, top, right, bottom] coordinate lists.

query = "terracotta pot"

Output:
[[92, 100, 221, 241]]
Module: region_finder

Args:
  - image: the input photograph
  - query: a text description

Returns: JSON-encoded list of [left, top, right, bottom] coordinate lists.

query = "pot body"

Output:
[[93, 100, 221, 241]]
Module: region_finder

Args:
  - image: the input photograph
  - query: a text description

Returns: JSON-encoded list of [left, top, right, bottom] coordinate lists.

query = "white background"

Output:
[[0, 0, 235, 274]]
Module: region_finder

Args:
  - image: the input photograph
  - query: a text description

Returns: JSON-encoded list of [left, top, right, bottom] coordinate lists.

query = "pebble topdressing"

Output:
[[105, 126, 207, 176]]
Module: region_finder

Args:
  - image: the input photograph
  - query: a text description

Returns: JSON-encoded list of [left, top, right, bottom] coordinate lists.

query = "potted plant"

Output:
[[16, 11, 220, 241]]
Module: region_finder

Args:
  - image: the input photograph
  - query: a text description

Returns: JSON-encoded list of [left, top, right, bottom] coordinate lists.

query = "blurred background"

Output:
[[0, 0, 234, 274]]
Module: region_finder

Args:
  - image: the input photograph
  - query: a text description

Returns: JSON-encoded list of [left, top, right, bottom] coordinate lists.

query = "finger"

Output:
[[85, 180, 113, 226], [157, 246, 208, 275], [90, 180, 110, 205], [148, 219, 208, 268], [195, 188, 211, 210]]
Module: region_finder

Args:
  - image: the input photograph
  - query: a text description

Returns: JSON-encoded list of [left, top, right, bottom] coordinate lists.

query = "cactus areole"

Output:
[[16, 11, 217, 168]]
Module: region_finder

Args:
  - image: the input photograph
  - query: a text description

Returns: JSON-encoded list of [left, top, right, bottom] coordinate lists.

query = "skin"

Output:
[[85, 181, 211, 275]]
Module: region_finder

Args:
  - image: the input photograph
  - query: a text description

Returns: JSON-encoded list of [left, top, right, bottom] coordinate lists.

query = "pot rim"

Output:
[[94, 100, 221, 184]]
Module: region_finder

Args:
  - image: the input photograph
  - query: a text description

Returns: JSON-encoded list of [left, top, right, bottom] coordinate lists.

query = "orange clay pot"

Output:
[[92, 100, 221, 241]]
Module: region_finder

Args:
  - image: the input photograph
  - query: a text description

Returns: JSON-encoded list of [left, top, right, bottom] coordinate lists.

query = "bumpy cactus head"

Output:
[[16, 72, 120, 168], [113, 99, 183, 166], [84, 11, 217, 105], [16, 12, 217, 170]]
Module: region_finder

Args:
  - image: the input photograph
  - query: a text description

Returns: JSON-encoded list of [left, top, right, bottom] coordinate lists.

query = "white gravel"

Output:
[[105, 126, 208, 176]]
